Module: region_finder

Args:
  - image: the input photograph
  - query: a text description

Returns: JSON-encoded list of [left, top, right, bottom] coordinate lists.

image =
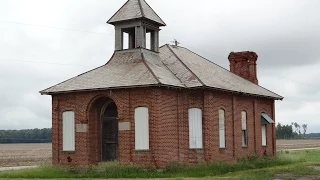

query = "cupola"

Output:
[[107, 0, 166, 52]]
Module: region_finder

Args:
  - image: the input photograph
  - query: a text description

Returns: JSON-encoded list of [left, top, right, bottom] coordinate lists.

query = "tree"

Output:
[[276, 123, 294, 139], [302, 124, 308, 137], [293, 122, 298, 134], [291, 122, 302, 138]]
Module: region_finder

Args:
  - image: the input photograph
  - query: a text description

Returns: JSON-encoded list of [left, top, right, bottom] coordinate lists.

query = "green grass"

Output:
[[277, 149, 320, 162], [1, 150, 320, 179]]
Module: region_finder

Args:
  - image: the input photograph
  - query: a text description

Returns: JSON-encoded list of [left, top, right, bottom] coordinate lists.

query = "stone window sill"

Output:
[[134, 149, 150, 152], [189, 148, 204, 151], [61, 151, 76, 153]]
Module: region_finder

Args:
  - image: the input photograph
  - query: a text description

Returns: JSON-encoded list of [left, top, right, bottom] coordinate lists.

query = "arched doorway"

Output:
[[101, 101, 118, 161]]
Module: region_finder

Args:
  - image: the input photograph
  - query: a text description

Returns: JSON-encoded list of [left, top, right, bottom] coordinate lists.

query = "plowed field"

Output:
[[0, 143, 51, 167], [1, 140, 320, 167], [277, 139, 320, 150]]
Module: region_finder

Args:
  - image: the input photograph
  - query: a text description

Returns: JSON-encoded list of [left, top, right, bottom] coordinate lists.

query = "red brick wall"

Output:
[[255, 98, 275, 156], [51, 87, 275, 167], [234, 96, 255, 158], [156, 89, 179, 166], [204, 91, 234, 162]]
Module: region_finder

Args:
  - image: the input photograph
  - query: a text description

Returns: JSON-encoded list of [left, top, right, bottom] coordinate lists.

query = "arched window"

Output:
[[262, 125, 267, 146], [219, 109, 226, 148], [241, 111, 247, 147], [134, 107, 149, 150], [261, 112, 274, 146], [62, 111, 75, 151], [188, 108, 203, 149]]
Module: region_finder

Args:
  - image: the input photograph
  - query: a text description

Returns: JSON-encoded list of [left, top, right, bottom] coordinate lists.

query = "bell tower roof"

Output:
[[107, 0, 166, 26]]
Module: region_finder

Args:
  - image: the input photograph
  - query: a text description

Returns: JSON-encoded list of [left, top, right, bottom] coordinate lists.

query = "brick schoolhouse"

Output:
[[40, 0, 283, 167]]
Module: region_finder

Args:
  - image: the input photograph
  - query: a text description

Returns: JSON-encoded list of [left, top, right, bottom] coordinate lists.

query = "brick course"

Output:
[[229, 51, 259, 84]]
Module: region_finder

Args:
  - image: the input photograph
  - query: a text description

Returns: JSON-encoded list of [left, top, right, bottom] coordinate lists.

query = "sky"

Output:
[[0, 0, 319, 133]]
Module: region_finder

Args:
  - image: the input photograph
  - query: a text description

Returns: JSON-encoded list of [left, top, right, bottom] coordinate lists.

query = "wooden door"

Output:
[[101, 102, 118, 161]]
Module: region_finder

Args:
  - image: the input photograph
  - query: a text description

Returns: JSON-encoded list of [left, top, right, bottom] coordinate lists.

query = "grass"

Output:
[[1, 150, 320, 179]]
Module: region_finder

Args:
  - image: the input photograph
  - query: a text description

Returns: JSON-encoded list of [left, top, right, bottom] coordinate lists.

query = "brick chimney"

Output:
[[228, 51, 258, 84]]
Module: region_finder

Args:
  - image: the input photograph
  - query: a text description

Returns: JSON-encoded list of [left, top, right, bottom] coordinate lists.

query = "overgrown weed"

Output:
[[1, 150, 319, 179]]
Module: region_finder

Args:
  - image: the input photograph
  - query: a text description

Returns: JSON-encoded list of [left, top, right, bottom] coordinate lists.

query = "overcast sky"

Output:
[[0, 0, 319, 133]]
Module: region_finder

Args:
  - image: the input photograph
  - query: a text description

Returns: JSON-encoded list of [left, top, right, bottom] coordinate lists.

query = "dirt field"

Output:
[[0, 140, 320, 167], [277, 139, 320, 150], [0, 143, 51, 167]]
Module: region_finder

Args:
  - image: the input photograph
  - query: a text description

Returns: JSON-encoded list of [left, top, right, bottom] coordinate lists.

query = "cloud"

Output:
[[0, 0, 319, 133]]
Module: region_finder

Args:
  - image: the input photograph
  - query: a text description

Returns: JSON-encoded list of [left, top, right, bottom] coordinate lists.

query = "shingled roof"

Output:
[[40, 45, 283, 100], [107, 0, 166, 26]]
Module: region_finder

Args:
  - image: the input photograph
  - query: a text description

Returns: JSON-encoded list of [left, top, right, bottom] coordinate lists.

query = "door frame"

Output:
[[100, 100, 118, 162]]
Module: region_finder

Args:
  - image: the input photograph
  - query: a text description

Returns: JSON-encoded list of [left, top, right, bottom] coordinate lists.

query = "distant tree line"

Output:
[[276, 122, 309, 139], [305, 133, 320, 138], [0, 128, 52, 144]]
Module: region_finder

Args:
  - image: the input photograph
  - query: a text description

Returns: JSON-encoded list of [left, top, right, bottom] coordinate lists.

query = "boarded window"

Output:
[[134, 107, 149, 150], [62, 111, 75, 151], [241, 111, 247, 147], [262, 125, 267, 146], [188, 108, 203, 149], [241, 111, 247, 130], [219, 109, 226, 148]]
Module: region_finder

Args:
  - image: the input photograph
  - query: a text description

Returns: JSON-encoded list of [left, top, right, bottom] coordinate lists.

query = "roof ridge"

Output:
[[167, 44, 205, 87], [140, 50, 162, 85], [140, 0, 166, 26], [40, 64, 106, 95], [138, 0, 145, 17], [152, 47, 187, 87], [179, 45, 283, 100], [159, 44, 167, 49], [107, 0, 132, 24], [40, 52, 118, 95], [107, 0, 165, 26]]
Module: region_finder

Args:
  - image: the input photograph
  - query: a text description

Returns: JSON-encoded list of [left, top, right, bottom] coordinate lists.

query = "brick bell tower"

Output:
[[228, 51, 259, 84]]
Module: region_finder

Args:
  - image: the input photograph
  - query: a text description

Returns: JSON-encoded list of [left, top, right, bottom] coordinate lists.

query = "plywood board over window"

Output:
[[62, 111, 75, 151], [219, 109, 226, 148], [262, 125, 267, 146], [134, 107, 149, 150], [241, 111, 247, 147], [188, 108, 203, 149]]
